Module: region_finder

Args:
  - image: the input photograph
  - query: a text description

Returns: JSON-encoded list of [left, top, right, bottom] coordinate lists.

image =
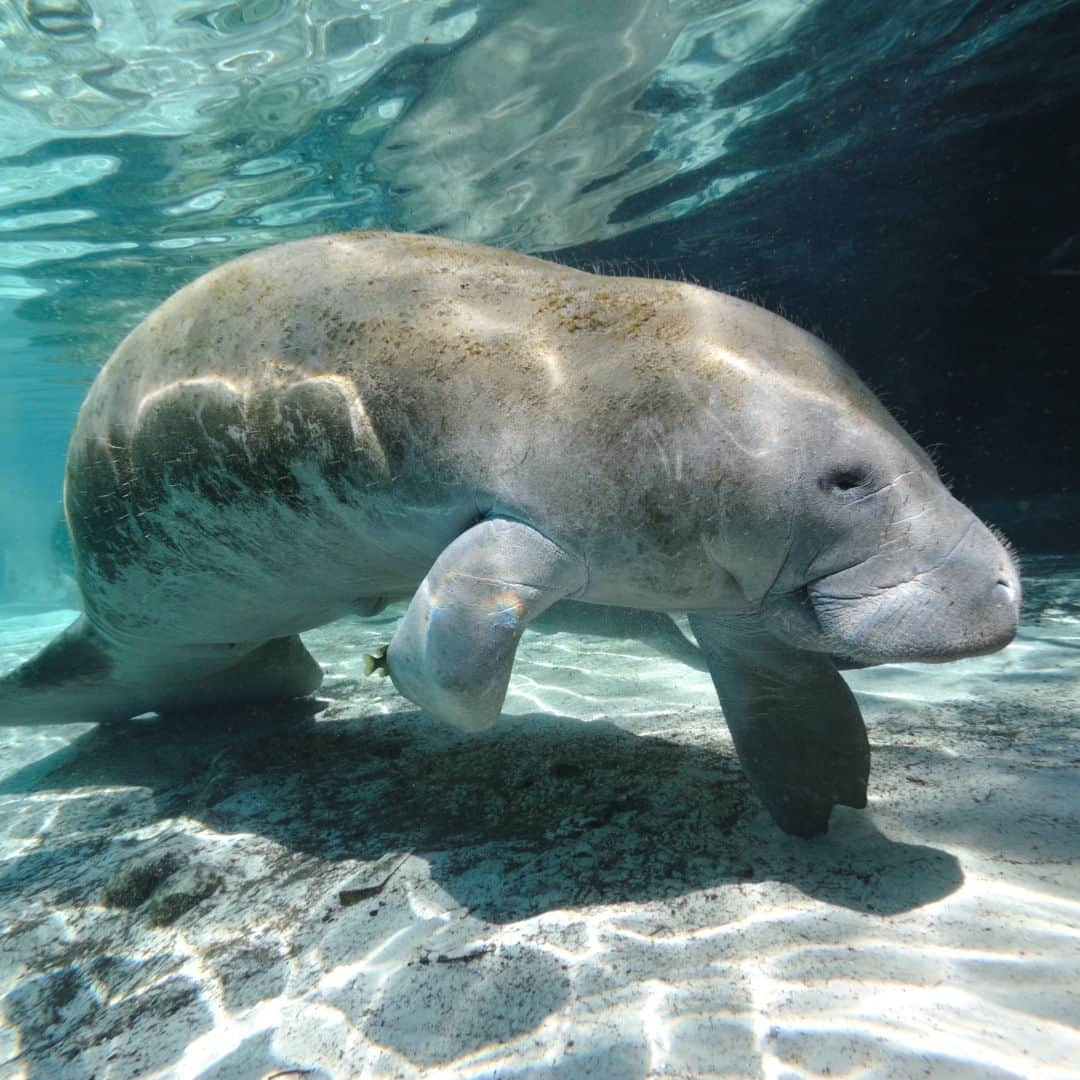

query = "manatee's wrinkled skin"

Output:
[[0, 232, 1020, 835]]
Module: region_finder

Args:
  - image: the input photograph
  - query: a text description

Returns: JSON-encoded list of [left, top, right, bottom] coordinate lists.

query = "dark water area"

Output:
[[560, 2, 1080, 520]]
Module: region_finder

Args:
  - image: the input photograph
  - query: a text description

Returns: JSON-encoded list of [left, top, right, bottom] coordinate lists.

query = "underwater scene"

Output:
[[1, 1, 1078, 1076]]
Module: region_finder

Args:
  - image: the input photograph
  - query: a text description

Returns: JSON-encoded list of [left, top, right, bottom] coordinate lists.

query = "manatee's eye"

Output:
[[818, 466, 871, 494]]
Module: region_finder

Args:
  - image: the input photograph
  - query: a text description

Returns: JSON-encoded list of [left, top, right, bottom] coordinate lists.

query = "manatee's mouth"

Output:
[[804, 574, 946, 664], [804, 572, 1020, 665], [766, 578, 961, 667], [803, 578, 902, 663], [765, 504, 1022, 667], [794, 586, 873, 668]]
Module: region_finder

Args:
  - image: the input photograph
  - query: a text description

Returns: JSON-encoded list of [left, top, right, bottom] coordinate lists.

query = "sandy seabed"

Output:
[[0, 556, 1077, 1079]]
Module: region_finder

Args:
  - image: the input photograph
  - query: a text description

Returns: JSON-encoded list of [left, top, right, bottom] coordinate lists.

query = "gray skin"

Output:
[[0, 232, 1021, 835]]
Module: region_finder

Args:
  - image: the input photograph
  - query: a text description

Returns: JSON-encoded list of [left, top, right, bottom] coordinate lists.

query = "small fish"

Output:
[[362, 643, 389, 677]]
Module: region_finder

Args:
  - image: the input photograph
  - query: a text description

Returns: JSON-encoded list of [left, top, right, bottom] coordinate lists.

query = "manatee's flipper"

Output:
[[154, 635, 324, 712], [353, 596, 390, 618], [387, 517, 587, 732], [0, 617, 323, 726], [688, 611, 869, 837], [535, 602, 707, 671]]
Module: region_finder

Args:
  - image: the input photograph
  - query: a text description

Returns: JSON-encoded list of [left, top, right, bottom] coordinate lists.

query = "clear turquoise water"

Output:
[[2, 0, 1077, 602], [0, 0, 1075, 600], [1, 2, 1078, 1077]]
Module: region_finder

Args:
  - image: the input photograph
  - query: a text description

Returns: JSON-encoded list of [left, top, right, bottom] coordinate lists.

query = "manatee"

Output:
[[0, 232, 1020, 835]]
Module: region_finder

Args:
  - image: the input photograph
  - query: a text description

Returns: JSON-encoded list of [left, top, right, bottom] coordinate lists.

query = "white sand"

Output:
[[0, 556, 1077, 1078]]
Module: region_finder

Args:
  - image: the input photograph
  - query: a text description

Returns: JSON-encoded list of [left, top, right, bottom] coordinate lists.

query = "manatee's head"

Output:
[[762, 462, 1020, 667], [696, 303, 1021, 665], [752, 405, 1020, 666]]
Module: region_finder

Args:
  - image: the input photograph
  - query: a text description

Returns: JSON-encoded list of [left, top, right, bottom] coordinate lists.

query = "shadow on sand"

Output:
[[0, 696, 963, 924]]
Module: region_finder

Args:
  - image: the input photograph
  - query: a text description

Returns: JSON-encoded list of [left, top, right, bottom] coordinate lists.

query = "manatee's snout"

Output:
[[976, 552, 1022, 655], [804, 511, 1021, 666], [920, 524, 1021, 660]]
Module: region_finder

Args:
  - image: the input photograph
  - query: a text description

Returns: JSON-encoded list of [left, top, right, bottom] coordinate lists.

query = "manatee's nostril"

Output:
[[991, 577, 1020, 635], [993, 576, 1017, 598]]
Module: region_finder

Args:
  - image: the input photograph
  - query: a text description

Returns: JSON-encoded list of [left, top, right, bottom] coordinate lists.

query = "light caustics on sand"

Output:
[[0, 562, 1078, 1075]]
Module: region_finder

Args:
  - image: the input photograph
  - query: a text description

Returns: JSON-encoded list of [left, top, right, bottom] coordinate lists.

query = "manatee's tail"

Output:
[[0, 616, 324, 727]]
